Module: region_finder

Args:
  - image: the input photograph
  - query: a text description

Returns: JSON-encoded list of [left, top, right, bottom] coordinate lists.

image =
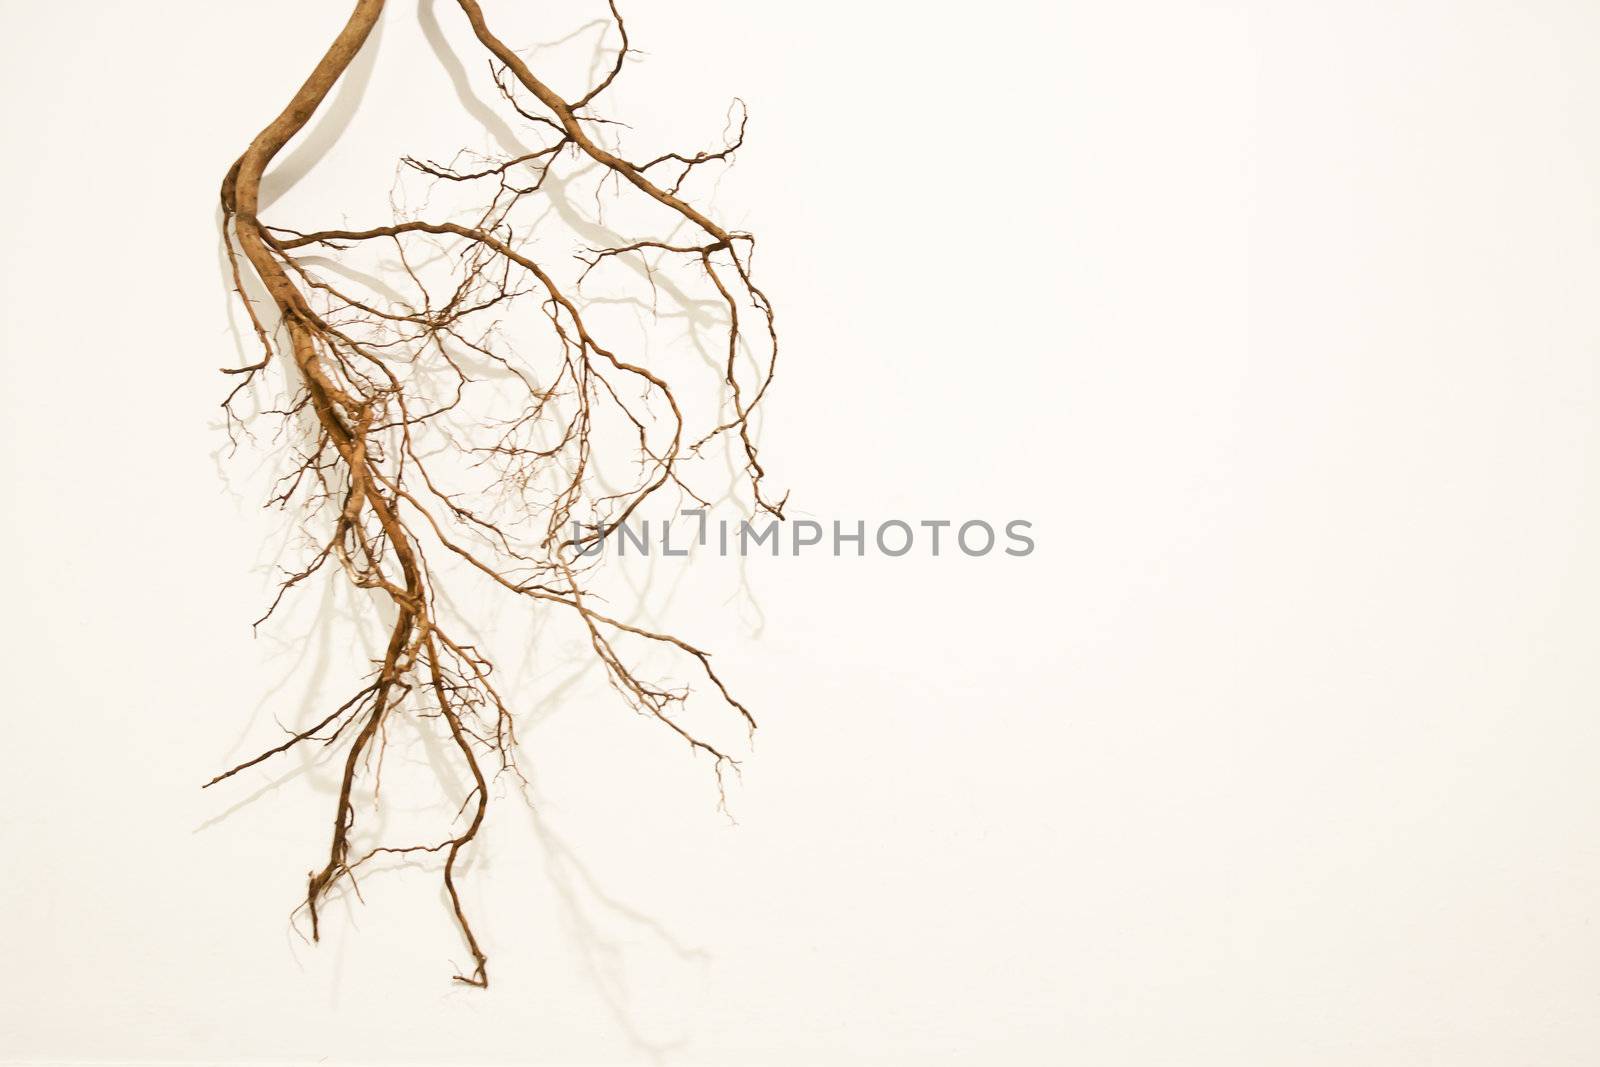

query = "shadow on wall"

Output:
[[203, 1, 769, 1057]]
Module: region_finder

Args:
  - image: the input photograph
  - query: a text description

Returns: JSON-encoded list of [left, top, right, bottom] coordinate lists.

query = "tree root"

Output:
[[211, 0, 779, 987]]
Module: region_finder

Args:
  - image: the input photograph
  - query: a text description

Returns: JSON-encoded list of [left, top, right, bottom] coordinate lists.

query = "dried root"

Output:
[[211, 0, 779, 987]]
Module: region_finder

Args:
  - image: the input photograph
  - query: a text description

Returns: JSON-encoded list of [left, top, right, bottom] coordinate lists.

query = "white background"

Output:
[[3, 1, 1600, 1063]]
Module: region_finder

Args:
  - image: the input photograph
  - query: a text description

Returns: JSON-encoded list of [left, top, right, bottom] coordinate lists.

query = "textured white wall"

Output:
[[3, 1, 1600, 1063]]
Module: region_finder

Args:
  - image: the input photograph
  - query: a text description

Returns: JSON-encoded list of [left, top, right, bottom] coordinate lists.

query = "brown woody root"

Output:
[[212, 0, 780, 988]]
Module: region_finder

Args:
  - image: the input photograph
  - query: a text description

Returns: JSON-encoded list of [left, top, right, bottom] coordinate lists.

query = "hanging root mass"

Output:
[[211, 0, 780, 987]]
